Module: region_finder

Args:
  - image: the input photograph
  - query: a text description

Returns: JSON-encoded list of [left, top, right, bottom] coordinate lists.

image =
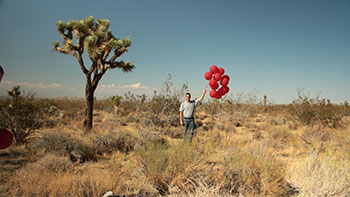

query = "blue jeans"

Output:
[[183, 118, 195, 142]]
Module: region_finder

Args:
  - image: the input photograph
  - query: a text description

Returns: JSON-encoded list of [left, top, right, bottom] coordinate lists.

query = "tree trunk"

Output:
[[84, 84, 95, 131]]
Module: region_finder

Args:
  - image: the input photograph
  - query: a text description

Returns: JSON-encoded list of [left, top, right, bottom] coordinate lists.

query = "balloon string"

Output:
[[205, 84, 209, 95]]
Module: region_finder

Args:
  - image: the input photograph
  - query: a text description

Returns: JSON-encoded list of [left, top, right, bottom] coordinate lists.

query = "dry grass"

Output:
[[1, 97, 350, 196], [288, 151, 350, 196], [9, 153, 156, 196]]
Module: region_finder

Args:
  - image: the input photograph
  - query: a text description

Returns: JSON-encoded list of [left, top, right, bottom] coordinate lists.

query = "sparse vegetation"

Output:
[[288, 90, 343, 128], [0, 86, 50, 144], [0, 82, 349, 196]]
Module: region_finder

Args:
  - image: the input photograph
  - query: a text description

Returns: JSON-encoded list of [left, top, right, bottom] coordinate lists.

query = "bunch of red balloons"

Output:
[[204, 65, 230, 99]]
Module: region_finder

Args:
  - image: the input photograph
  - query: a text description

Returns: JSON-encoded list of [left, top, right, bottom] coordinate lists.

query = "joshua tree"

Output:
[[263, 94, 267, 113], [53, 16, 135, 131], [111, 95, 122, 113]]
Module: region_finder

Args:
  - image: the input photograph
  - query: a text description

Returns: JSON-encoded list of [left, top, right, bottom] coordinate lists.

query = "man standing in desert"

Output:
[[179, 89, 206, 142]]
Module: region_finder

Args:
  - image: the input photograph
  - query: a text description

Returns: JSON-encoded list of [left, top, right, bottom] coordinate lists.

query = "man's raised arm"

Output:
[[198, 88, 207, 102]]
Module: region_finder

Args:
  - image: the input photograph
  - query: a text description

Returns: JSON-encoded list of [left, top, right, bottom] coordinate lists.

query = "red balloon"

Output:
[[206, 65, 230, 99], [214, 73, 222, 81], [209, 90, 218, 98], [218, 67, 225, 75], [222, 86, 230, 94], [220, 78, 229, 86], [0, 128, 13, 149], [216, 91, 222, 99], [211, 83, 219, 90], [218, 87, 224, 95], [209, 79, 219, 90], [204, 72, 212, 80], [209, 79, 216, 87], [222, 75, 230, 81], [209, 65, 219, 74]]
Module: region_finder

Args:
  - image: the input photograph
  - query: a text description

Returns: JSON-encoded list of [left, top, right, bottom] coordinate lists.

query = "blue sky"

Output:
[[0, 0, 349, 104]]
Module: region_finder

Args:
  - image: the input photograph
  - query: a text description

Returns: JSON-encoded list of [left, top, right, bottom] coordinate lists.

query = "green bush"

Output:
[[0, 86, 46, 144]]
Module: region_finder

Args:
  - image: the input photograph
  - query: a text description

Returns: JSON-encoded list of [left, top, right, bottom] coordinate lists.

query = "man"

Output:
[[179, 88, 206, 142]]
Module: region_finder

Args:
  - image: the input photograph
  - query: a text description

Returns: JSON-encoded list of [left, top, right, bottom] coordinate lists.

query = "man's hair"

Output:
[[185, 92, 191, 97]]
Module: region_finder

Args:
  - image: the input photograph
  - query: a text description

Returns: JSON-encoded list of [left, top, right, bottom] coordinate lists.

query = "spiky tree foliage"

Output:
[[53, 16, 135, 131]]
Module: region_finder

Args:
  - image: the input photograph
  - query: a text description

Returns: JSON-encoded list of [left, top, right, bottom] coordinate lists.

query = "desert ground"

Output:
[[1, 88, 350, 196]]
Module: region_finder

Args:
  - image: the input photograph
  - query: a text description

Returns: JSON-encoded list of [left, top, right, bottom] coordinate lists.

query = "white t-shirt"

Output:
[[179, 99, 199, 118]]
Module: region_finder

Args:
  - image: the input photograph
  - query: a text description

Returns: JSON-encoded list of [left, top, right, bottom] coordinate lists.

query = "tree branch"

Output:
[[77, 53, 88, 74], [59, 31, 67, 40], [102, 48, 110, 62], [53, 46, 78, 58], [53, 47, 70, 55], [88, 62, 97, 75], [107, 61, 135, 72], [70, 44, 79, 52], [109, 48, 127, 63]]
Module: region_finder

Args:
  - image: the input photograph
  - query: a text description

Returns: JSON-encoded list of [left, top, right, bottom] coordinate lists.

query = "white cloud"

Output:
[[118, 83, 148, 89], [99, 84, 115, 88], [1, 80, 64, 89], [95, 82, 155, 97], [0, 80, 155, 98], [97, 82, 149, 91]]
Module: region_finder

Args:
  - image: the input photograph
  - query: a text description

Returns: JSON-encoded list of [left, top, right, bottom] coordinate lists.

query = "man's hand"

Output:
[[203, 88, 207, 94]]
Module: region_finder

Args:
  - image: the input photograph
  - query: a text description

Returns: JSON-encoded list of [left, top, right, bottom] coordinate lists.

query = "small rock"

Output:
[[102, 191, 113, 197]]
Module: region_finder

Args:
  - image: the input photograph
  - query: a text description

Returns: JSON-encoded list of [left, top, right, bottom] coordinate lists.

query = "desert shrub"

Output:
[[99, 75, 187, 128], [10, 153, 73, 196], [118, 92, 142, 116], [302, 124, 332, 144], [268, 116, 287, 125], [148, 93, 180, 127], [342, 100, 350, 116], [136, 142, 200, 195], [137, 128, 169, 146], [32, 129, 97, 162], [166, 142, 201, 177], [0, 86, 47, 144], [49, 97, 85, 113], [169, 180, 227, 197], [34, 153, 73, 172], [93, 129, 140, 154], [221, 148, 292, 196], [137, 142, 170, 194], [34, 129, 144, 162], [270, 126, 297, 144], [288, 152, 350, 196], [9, 149, 155, 196], [144, 74, 188, 128], [222, 91, 262, 125], [288, 90, 343, 128], [159, 127, 183, 139], [202, 99, 223, 120]]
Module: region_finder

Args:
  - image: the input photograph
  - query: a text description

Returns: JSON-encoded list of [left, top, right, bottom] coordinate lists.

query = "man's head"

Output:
[[185, 92, 191, 102]]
